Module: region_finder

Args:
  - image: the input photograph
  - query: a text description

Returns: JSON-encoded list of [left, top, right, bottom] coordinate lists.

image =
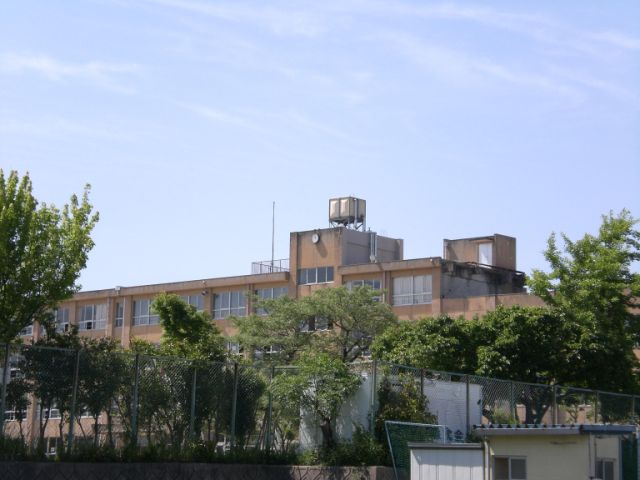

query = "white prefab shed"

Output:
[[409, 443, 484, 480]]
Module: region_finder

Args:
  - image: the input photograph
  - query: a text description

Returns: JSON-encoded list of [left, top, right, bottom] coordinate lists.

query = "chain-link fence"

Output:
[[2, 344, 640, 458]]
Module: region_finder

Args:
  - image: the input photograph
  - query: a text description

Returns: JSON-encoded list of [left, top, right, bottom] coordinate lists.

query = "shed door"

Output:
[[412, 448, 483, 480]]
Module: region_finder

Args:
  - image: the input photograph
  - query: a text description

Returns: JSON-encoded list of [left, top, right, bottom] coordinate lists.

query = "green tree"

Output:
[[76, 337, 128, 447], [371, 314, 478, 373], [234, 295, 314, 364], [269, 352, 361, 449], [151, 293, 225, 361], [374, 374, 436, 445], [305, 286, 398, 362], [20, 326, 82, 451], [0, 170, 98, 342], [372, 306, 580, 423], [235, 286, 397, 363], [529, 209, 640, 392], [237, 286, 396, 449]]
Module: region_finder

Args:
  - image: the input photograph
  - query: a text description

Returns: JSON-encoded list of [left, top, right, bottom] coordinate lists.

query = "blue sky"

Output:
[[1, 0, 639, 291]]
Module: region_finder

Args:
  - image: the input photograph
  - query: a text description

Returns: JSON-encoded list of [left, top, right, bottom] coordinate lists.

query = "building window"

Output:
[[300, 316, 331, 332], [19, 324, 33, 336], [392, 275, 432, 305], [226, 342, 242, 355], [115, 302, 124, 327], [298, 266, 334, 285], [596, 459, 614, 480], [494, 457, 526, 480], [345, 279, 382, 301], [181, 294, 204, 312], [55, 308, 70, 333], [132, 299, 159, 326], [213, 291, 247, 319], [78, 304, 107, 331], [478, 242, 493, 265], [254, 345, 282, 359], [345, 279, 381, 290], [254, 286, 288, 315]]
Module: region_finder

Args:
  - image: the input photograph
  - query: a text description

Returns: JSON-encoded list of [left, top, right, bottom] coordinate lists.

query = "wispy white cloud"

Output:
[[139, 0, 328, 37], [589, 31, 640, 51], [356, 2, 640, 57], [379, 32, 583, 101], [0, 53, 141, 93], [551, 68, 640, 107], [0, 116, 135, 140], [179, 102, 360, 144], [177, 102, 265, 132]]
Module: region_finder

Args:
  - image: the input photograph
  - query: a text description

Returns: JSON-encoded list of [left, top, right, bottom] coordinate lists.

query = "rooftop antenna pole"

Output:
[[271, 201, 275, 271]]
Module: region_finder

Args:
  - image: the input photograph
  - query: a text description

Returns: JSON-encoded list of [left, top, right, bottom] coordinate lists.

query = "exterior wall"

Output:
[[493, 234, 517, 271], [14, 227, 529, 347], [30, 273, 289, 347], [485, 434, 622, 480], [0, 463, 395, 480], [440, 264, 525, 300], [443, 235, 516, 271], [485, 435, 591, 480]]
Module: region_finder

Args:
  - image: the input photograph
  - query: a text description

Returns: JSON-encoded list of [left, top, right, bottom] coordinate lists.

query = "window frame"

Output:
[[493, 456, 527, 480], [115, 302, 124, 327], [181, 294, 205, 312], [297, 266, 334, 285], [254, 286, 288, 315], [54, 308, 70, 333], [132, 298, 160, 326], [392, 274, 433, 306], [595, 458, 615, 480], [213, 290, 247, 319], [77, 303, 107, 331]]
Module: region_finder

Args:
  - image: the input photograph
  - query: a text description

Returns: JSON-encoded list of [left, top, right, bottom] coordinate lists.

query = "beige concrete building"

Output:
[[18, 197, 543, 347], [475, 424, 635, 480]]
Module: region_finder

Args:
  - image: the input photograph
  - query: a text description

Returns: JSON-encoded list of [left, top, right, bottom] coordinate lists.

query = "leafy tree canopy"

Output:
[[528, 209, 640, 392], [270, 352, 361, 449], [0, 170, 98, 343], [371, 306, 578, 385], [134, 293, 226, 361], [235, 285, 397, 364]]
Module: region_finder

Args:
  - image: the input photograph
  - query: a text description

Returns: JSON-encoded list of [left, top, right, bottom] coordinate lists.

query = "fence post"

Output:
[[594, 391, 600, 424], [552, 384, 558, 425], [189, 365, 198, 441], [230, 362, 239, 450], [265, 365, 274, 453], [631, 396, 635, 423], [465, 375, 470, 438], [510, 381, 515, 421], [420, 369, 425, 404], [0, 344, 10, 438], [67, 349, 81, 454], [130, 353, 141, 447], [370, 360, 378, 433]]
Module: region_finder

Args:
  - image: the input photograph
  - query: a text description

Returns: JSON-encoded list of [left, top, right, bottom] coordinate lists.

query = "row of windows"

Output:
[[23, 275, 432, 336], [298, 267, 334, 285]]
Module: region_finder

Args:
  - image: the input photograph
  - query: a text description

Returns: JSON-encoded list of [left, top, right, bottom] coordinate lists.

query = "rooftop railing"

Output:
[[251, 258, 289, 274]]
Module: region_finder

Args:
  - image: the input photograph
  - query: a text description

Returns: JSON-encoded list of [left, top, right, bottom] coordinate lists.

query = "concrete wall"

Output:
[[486, 434, 591, 480], [440, 264, 525, 302], [443, 235, 516, 271], [486, 434, 621, 480], [0, 462, 395, 480]]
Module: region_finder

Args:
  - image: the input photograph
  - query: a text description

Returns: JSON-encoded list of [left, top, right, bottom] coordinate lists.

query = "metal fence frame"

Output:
[[1, 343, 639, 454]]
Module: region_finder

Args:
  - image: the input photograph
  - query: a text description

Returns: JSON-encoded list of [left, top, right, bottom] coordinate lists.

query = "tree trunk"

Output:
[[106, 410, 114, 448], [319, 417, 334, 449], [94, 415, 100, 447]]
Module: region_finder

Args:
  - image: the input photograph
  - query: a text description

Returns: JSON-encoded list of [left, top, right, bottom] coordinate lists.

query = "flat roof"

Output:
[[474, 424, 636, 437], [408, 443, 482, 450]]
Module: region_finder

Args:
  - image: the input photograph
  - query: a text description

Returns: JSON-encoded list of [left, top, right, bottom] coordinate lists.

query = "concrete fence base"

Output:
[[0, 462, 396, 480]]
